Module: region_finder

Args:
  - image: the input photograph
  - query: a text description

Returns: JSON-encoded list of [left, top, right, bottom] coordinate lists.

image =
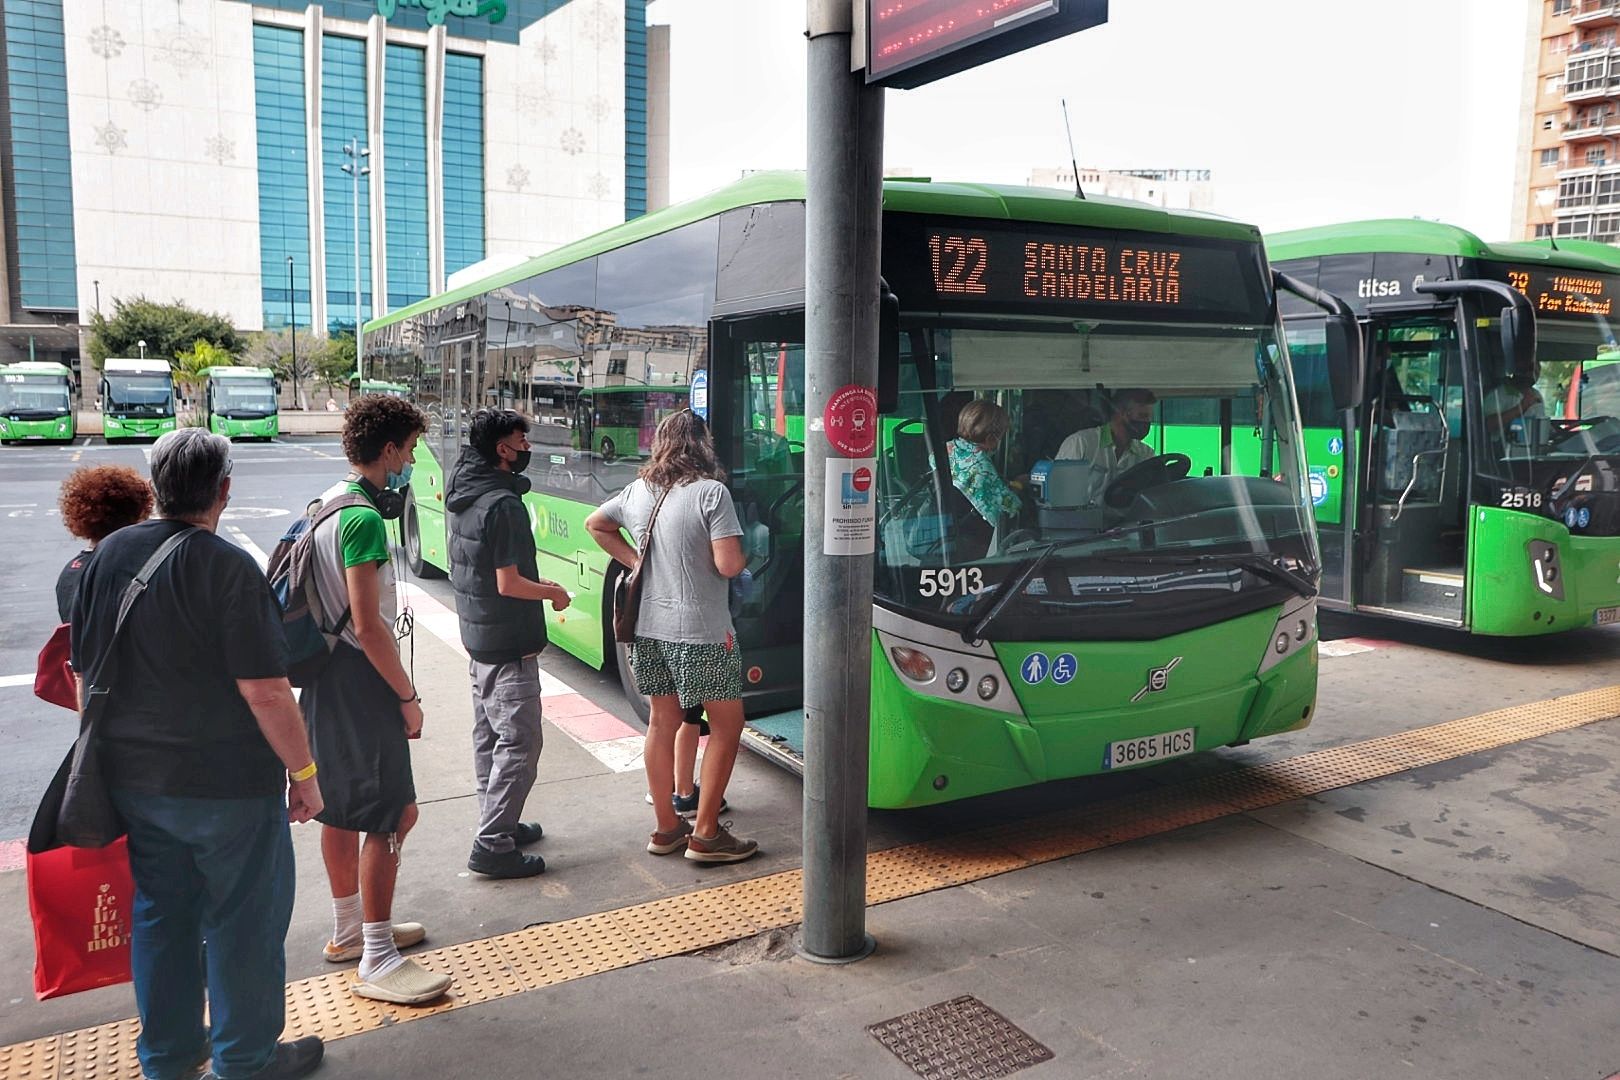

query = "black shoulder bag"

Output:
[[29, 527, 197, 852], [612, 485, 673, 644]]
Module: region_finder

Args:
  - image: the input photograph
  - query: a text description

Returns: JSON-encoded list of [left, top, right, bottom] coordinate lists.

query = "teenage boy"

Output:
[[303, 394, 452, 1006], [447, 408, 571, 878]]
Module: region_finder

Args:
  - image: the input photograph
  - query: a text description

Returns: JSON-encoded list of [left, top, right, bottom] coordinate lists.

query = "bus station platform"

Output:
[[5, 602, 1620, 1079]]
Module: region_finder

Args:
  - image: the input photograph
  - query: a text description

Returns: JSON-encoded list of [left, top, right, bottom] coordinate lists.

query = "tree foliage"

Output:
[[87, 296, 243, 367], [317, 333, 358, 395], [246, 329, 326, 409]]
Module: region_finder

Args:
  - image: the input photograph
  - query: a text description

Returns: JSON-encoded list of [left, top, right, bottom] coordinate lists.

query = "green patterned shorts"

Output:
[[629, 636, 744, 708]]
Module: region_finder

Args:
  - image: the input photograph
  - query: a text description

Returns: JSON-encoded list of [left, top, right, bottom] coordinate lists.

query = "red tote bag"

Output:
[[27, 838, 133, 1000], [34, 623, 76, 711]]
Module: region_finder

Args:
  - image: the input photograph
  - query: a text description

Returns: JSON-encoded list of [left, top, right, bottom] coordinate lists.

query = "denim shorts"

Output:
[[629, 636, 743, 709]]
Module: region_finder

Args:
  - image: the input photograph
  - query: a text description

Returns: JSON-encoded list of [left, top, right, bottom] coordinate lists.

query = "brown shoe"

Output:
[[647, 818, 693, 855], [685, 822, 758, 864]]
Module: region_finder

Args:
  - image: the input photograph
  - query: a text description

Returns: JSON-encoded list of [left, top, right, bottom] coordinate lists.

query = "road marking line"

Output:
[[0, 674, 35, 689], [226, 526, 271, 570], [6, 685, 1616, 1071], [1320, 640, 1376, 657], [0, 840, 21, 873]]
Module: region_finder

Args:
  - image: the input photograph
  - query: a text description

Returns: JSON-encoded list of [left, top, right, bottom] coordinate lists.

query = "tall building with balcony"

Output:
[[1512, 0, 1620, 243], [0, 0, 671, 369]]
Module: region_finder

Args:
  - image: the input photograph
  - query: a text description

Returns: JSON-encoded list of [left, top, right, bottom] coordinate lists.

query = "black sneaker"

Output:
[[202, 1036, 323, 1079], [672, 784, 727, 819], [513, 821, 544, 846], [467, 846, 546, 878]]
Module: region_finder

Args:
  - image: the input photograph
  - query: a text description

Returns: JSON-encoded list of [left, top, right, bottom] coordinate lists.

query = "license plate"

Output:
[[1104, 728, 1196, 770], [1596, 607, 1620, 626]]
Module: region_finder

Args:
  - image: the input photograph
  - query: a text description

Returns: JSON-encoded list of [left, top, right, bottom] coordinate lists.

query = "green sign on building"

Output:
[[376, 0, 506, 25]]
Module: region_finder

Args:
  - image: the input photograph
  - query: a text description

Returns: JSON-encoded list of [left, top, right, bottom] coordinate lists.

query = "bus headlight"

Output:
[[889, 646, 936, 684], [1259, 596, 1316, 675], [977, 674, 999, 701], [945, 668, 968, 694]]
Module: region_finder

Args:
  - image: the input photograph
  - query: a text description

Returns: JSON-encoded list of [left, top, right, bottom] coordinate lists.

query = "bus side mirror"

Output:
[[1325, 313, 1365, 411], [1414, 278, 1538, 380], [1272, 270, 1365, 411], [1502, 300, 1537, 380], [878, 280, 900, 413]]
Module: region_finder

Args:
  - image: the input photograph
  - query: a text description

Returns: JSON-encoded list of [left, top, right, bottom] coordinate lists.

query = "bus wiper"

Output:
[[1111, 551, 1317, 599], [962, 542, 1058, 646]]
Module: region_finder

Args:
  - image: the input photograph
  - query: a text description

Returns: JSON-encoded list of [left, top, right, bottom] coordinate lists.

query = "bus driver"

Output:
[[1054, 388, 1158, 495]]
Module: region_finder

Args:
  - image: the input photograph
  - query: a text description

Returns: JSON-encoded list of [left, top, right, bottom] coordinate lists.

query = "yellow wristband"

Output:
[[290, 762, 318, 783]]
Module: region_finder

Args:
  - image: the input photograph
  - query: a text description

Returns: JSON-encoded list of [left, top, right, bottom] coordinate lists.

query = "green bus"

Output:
[[1270, 220, 1620, 634], [577, 385, 691, 461], [101, 358, 176, 442], [365, 172, 1358, 809], [203, 365, 280, 439], [0, 361, 75, 443]]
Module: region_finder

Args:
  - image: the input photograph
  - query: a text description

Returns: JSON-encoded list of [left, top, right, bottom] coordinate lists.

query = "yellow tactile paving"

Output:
[[7, 683, 1619, 1078]]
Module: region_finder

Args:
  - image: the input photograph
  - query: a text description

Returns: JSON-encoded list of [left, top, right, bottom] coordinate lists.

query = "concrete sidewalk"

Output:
[[6, 617, 1620, 1078]]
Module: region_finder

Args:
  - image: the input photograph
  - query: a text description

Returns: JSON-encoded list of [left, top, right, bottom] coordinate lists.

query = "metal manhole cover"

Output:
[[867, 995, 1054, 1080]]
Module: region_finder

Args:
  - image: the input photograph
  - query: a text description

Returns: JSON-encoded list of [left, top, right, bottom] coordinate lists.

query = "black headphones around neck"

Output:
[[350, 474, 406, 521]]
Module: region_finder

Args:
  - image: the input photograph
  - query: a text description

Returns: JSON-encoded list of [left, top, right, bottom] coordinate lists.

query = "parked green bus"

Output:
[[365, 172, 1357, 808], [101, 358, 176, 442], [204, 365, 279, 439], [1270, 220, 1620, 634], [0, 361, 75, 443]]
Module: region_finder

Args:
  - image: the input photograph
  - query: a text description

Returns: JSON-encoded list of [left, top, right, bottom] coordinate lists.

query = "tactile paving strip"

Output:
[[867, 994, 1055, 1080], [6, 683, 1618, 1077]]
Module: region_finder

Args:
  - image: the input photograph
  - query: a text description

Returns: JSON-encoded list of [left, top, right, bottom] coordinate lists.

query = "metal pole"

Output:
[[799, 0, 883, 964], [353, 136, 363, 389], [287, 255, 299, 409]]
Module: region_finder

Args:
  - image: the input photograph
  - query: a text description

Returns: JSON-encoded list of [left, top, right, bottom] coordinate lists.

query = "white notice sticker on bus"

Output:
[[824, 457, 876, 556]]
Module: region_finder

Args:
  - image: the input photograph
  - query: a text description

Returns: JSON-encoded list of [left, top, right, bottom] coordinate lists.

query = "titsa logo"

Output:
[[1358, 277, 1401, 299]]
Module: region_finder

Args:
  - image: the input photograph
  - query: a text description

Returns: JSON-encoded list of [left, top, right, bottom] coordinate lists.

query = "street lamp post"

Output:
[[137, 339, 146, 360], [92, 280, 101, 319], [340, 136, 370, 398], [287, 255, 299, 410]]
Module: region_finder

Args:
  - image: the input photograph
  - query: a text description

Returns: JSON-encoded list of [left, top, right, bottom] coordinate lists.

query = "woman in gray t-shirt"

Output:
[[586, 409, 758, 865]]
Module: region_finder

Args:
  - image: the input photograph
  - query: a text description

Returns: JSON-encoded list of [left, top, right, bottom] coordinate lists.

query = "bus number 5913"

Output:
[[919, 568, 985, 598]]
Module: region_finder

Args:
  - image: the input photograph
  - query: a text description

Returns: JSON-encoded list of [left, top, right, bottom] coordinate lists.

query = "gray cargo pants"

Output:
[[469, 655, 543, 854]]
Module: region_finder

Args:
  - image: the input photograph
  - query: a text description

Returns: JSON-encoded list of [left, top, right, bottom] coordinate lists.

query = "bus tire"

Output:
[[404, 498, 445, 580]]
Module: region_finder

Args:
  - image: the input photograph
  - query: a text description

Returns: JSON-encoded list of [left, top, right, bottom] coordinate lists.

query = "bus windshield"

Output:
[[0, 375, 71, 418], [105, 374, 173, 417], [213, 379, 277, 417], [872, 318, 1317, 639]]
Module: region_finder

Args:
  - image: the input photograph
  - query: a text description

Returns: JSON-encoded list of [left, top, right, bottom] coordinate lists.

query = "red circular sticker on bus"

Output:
[[850, 466, 872, 492], [746, 666, 764, 685], [824, 384, 878, 457]]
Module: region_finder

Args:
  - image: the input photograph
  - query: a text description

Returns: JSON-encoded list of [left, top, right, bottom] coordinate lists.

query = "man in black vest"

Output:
[[448, 408, 571, 878]]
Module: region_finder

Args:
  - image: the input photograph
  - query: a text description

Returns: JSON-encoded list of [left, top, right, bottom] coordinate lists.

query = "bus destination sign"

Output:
[[923, 227, 1259, 317], [866, 0, 1107, 88], [1502, 265, 1615, 317]]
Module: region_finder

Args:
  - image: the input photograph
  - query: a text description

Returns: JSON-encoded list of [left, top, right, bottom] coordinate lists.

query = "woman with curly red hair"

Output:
[[56, 465, 154, 621]]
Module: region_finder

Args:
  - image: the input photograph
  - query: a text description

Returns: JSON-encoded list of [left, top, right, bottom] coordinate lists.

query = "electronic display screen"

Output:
[[866, 0, 1107, 88], [1495, 264, 1619, 318], [911, 224, 1269, 322]]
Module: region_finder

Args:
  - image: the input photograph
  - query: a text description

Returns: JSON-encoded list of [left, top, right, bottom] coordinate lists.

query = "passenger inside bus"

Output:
[[946, 399, 1022, 530], [1482, 359, 1547, 441], [1052, 388, 1157, 498]]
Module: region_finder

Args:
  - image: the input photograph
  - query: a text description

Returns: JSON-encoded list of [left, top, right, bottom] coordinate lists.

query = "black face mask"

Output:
[[510, 449, 532, 474], [1124, 419, 1152, 441]]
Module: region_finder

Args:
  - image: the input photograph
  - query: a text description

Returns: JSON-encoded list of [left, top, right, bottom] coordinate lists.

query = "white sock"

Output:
[[358, 920, 404, 982], [331, 894, 362, 948]]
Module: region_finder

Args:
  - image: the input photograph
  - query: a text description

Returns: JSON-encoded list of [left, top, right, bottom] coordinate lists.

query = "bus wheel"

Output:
[[404, 498, 445, 580], [600, 436, 616, 462], [614, 638, 652, 725]]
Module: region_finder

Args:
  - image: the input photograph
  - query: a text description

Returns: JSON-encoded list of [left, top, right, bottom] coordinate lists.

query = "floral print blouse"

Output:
[[947, 439, 1021, 524]]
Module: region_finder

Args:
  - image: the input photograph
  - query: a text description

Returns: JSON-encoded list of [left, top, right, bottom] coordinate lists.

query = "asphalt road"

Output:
[[0, 436, 628, 844]]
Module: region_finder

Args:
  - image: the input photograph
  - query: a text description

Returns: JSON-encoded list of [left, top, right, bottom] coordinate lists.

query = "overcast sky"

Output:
[[643, 0, 1530, 238]]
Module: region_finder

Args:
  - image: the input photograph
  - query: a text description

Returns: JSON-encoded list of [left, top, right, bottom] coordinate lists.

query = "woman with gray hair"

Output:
[[68, 427, 327, 1080]]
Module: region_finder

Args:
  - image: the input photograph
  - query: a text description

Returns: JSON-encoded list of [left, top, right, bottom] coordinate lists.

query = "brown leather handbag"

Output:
[[612, 484, 672, 643]]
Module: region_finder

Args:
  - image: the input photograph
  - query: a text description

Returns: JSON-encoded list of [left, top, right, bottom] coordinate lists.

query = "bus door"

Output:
[[1354, 317, 1468, 624], [712, 316, 805, 714]]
